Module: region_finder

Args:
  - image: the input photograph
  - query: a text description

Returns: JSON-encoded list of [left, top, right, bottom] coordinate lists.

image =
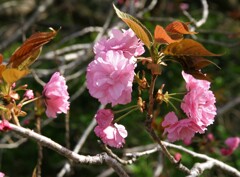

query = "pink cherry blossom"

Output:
[[94, 28, 144, 59], [94, 123, 127, 148], [162, 112, 204, 144], [94, 109, 127, 148], [86, 51, 135, 106], [221, 137, 240, 156], [43, 72, 70, 118], [24, 89, 34, 100], [0, 172, 5, 177], [181, 71, 217, 127]]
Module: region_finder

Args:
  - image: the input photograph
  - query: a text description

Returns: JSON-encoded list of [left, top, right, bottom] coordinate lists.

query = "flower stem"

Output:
[[113, 105, 138, 114], [114, 107, 138, 123], [22, 96, 42, 107]]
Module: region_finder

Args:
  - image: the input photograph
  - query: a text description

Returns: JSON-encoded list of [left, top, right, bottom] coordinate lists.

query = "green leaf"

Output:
[[113, 4, 153, 49]]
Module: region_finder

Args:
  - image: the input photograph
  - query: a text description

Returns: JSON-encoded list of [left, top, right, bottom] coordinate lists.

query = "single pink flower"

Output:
[[221, 137, 240, 156], [94, 123, 128, 148], [162, 112, 204, 143], [0, 119, 11, 131], [181, 71, 217, 127], [0, 172, 5, 177], [24, 89, 34, 100], [94, 109, 128, 148], [43, 72, 70, 118], [86, 51, 135, 106], [225, 137, 240, 150], [94, 28, 144, 59]]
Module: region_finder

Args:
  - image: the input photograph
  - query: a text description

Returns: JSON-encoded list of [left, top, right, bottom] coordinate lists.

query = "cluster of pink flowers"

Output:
[[87, 28, 144, 106], [94, 109, 127, 148], [43, 72, 70, 118], [221, 137, 240, 156], [162, 71, 217, 144]]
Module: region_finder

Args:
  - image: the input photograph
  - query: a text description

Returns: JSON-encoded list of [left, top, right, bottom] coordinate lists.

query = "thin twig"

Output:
[[57, 105, 105, 177], [0, 138, 27, 149], [35, 115, 42, 177]]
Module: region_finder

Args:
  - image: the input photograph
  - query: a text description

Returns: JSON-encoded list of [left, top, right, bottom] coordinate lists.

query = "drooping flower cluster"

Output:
[[43, 72, 70, 118], [87, 28, 144, 106], [162, 71, 217, 143], [221, 137, 240, 156], [94, 109, 128, 148]]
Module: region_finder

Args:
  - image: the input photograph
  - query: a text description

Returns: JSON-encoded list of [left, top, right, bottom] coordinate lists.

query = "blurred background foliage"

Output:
[[0, 0, 239, 176]]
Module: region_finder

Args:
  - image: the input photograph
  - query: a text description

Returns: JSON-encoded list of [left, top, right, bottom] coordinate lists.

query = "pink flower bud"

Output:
[[221, 137, 240, 156], [174, 153, 182, 162], [0, 119, 11, 131], [24, 90, 34, 100]]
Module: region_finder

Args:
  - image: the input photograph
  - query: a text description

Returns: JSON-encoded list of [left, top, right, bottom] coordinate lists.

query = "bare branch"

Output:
[[163, 142, 240, 177], [1, 120, 129, 177], [0, 137, 27, 149], [182, 0, 209, 31]]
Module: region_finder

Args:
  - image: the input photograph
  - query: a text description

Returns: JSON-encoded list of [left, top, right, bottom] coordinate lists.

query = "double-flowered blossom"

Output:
[[87, 51, 135, 106], [221, 137, 240, 156], [181, 71, 217, 128], [94, 28, 144, 59], [94, 109, 128, 148], [43, 72, 70, 118], [162, 112, 204, 144], [162, 71, 217, 143], [87, 28, 145, 106]]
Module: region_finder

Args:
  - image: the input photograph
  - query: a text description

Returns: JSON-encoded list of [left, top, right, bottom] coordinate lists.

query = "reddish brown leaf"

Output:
[[165, 21, 197, 35], [0, 54, 3, 64], [154, 25, 181, 44], [185, 70, 211, 81], [8, 28, 57, 69], [175, 56, 219, 81], [163, 39, 220, 56]]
